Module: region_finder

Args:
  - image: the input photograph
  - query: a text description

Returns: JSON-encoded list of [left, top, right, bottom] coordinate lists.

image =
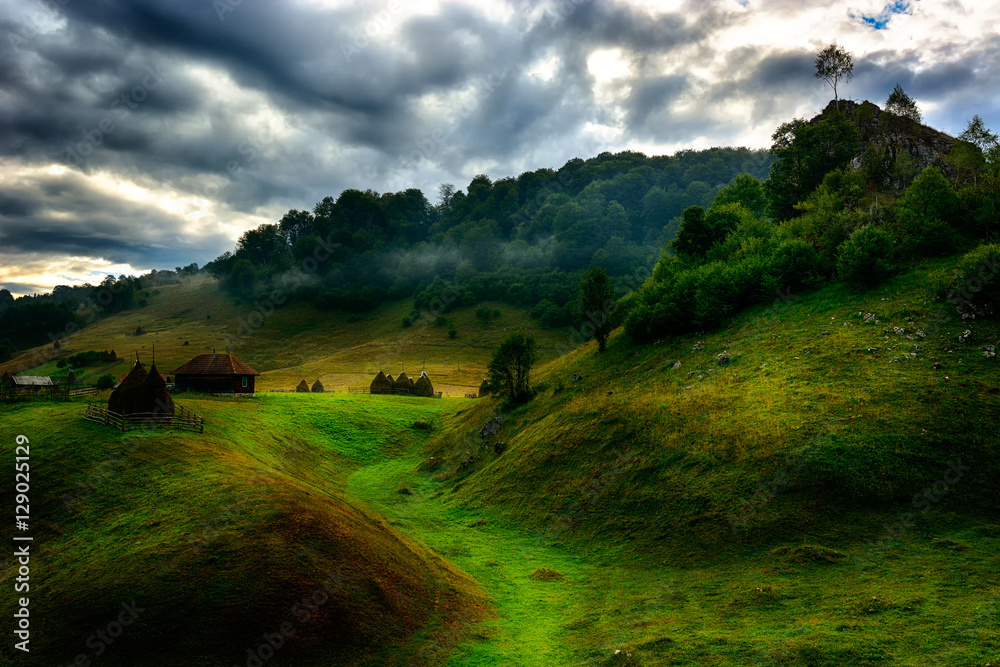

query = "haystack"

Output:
[[295, 379, 310, 393], [108, 360, 148, 414], [138, 362, 174, 417], [414, 371, 434, 397], [385, 373, 396, 388], [67, 371, 77, 385], [311, 379, 324, 393], [370, 370, 394, 394], [394, 370, 414, 393], [478, 377, 491, 397]]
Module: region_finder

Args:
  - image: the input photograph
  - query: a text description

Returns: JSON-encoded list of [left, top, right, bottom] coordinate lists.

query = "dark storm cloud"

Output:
[[1, 0, 998, 295]]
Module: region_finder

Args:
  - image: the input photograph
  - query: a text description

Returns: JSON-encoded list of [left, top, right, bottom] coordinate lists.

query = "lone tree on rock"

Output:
[[486, 332, 538, 404], [815, 43, 854, 108], [885, 84, 921, 124]]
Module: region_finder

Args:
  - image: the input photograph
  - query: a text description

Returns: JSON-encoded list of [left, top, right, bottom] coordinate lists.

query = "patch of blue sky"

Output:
[[851, 1, 914, 30]]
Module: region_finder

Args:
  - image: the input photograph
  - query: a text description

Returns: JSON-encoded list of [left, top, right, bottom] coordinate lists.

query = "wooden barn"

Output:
[[1, 374, 58, 399], [172, 353, 259, 394]]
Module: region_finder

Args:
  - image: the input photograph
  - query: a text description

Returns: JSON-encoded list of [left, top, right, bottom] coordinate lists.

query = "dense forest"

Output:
[[204, 147, 776, 328], [624, 97, 1000, 341]]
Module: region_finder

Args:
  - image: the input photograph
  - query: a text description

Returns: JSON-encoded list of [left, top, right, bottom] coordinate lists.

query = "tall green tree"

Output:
[[814, 44, 854, 108], [579, 267, 616, 352], [485, 332, 539, 404], [764, 113, 861, 221]]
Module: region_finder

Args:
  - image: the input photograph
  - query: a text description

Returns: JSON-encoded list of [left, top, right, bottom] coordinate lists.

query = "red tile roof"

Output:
[[172, 353, 259, 376]]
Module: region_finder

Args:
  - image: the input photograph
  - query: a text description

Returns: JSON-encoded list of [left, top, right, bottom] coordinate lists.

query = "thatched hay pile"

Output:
[[108, 360, 148, 414], [385, 373, 396, 388], [311, 379, 325, 393], [395, 370, 414, 392], [295, 379, 310, 393], [370, 370, 394, 394], [139, 362, 174, 417], [414, 371, 434, 397], [67, 371, 77, 384], [478, 377, 491, 397]]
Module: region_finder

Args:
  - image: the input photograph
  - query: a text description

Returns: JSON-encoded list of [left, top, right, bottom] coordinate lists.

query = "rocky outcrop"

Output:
[[812, 99, 958, 185]]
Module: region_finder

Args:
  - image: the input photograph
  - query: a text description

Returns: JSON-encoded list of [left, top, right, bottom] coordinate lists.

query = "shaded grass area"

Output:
[[0, 394, 487, 667], [409, 257, 1000, 664]]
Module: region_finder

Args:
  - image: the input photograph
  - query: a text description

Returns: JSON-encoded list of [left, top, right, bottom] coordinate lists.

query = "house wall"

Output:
[[175, 374, 256, 394]]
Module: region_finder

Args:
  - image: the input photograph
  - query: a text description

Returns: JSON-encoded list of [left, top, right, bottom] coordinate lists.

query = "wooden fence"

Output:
[[347, 386, 442, 398], [83, 404, 205, 433]]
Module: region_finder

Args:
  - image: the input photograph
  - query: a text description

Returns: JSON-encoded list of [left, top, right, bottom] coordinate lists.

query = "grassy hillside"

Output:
[[413, 255, 1000, 664], [0, 278, 572, 395], [0, 394, 489, 666]]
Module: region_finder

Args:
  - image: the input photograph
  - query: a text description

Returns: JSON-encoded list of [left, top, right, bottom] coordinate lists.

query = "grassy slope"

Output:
[[412, 256, 1000, 665], [0, 278, 571, 395], [0, 394, 488, 667]]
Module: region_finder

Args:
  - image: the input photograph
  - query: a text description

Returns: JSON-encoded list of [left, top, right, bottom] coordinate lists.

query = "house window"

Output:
[[241, 377, 248, 388]]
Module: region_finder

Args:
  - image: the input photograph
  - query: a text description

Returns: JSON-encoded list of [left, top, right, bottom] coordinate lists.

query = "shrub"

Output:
[[770, 238, 822, 288], [434, 315, 449, 327], [837, 225, 894, 288], [949, 243, 1000, 315], [895, 167, 961, 256], [448, 329, 458, 339], [96, 374, 116, 390]]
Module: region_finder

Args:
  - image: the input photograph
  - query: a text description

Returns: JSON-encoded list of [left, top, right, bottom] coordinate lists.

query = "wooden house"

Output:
[[172, 353, 259, 394]]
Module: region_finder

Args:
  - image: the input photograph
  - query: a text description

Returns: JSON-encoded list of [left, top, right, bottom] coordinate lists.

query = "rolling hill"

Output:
[[0, 277, 573, 395]]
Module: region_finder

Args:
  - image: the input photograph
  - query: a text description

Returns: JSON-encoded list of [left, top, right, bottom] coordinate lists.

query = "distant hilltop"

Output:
[[812, 99, 958, 183]]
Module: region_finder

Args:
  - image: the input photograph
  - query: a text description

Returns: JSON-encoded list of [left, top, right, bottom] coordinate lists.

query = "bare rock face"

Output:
[[813, 99, 959, 184]]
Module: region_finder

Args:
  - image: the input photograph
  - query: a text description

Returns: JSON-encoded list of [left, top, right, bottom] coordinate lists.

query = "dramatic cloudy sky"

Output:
[[2, 0, 999, 297]]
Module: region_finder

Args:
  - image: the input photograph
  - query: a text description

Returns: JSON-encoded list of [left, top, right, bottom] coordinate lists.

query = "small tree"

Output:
[[958, 115, 998, 151], [815, 43, 854, 108], [486, 332, 538, 404], [579, 267, 616, 352], [885, 84, 920, 124], [96, 374, 116, 390]]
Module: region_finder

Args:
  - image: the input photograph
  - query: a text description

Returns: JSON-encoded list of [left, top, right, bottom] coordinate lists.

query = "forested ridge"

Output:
[[204, 147, 775, 327]]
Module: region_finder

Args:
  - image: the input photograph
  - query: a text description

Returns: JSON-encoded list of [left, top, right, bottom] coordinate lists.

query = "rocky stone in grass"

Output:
[[672, 360, 681, 370], [717, 351, 731, 366], [958, 329, 972, 344], [983, 345, 996, 359], [479, 416, 503, 440]]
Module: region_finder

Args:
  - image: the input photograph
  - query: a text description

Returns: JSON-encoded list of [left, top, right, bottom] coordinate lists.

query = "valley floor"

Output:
[[2, 390, 997, 666]]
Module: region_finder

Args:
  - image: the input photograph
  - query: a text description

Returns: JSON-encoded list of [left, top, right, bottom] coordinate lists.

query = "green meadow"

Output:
[[1, 257, 998, 665]]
